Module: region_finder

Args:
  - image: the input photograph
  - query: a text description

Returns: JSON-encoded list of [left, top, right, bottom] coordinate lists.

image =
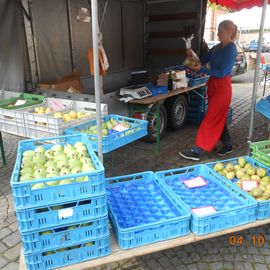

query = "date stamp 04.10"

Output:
[[227, 234, 266, 247]]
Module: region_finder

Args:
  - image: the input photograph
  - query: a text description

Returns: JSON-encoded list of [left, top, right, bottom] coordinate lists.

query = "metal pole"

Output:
[[91, 0, 103, 162], [247, 0, 268, 153]]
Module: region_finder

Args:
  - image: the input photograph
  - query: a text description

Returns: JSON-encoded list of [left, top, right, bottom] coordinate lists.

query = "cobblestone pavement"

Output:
[[1, 70, 270, 270]]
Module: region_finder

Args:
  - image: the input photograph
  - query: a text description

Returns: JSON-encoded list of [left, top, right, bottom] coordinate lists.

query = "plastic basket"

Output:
[[250, 140, 270, 167], [65, 114, 148, 153], [255, 96, 270, 120], [0, 108, 26, 136], [156, 165, 257, 235], [206, 156, 270, 220], [0, 93, 44, 109], [16, 195, 107, 233], [24, 236, 110, 270], [11, 134, 105, 209], [21, 214, 109, 253], [106, 171, 190, 249], [23, 101, 108, 139], [185, 69, 209, 87]]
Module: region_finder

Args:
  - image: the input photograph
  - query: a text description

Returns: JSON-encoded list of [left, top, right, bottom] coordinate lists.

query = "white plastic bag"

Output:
[[182, 34, 201, 69]]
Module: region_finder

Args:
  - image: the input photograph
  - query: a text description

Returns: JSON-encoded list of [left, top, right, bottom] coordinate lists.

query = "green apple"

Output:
[[46, 166, 59, 175], [84, 242, 94, 247], [45, 160, 57, 168], [43, 251, 55, 256], [59, 168, 71, 176], [34, 146, 46, 154], [63, 144, 75, 154], [39, 230, 53, 236], [56, 248, 69, 252], [69, 159, 82, 169], [67, 225, 77, 230], [20, 174, 34, 182], [80, 157, 92, 165], [75, 145, 87, 153], [238, 157, 247, 168], [69, 245, 81, 250], [58, 179, 73, 185], [76, 176, 88, 182], [31, 183, 46, 189], [51, 205, 64, 210], [71, 167, 82, 174], [21, 160, 35, 169], [33, 153, 46, 165], [23, 150, 35, 158], [74, 142, 86, 149], [257, 168, 267, 178], [22, 155, 33, 164], [45, 149, 54, 160], [20, 167, 34, 175], [77, 151, 89, 159], [51, 144, 63, 153], [82, 164, 95, 172], [66, 149, 78, 159], [34, 168, 46, 178]]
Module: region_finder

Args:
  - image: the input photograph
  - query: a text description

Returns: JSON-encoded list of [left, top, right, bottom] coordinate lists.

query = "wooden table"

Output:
[[129, 84, 206, 105], [20, 218, 270, 270], [128, 84, 206, 153]]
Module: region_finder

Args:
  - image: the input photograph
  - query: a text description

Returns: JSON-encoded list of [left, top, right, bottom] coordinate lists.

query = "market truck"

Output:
[[0, 0, 208, 142]]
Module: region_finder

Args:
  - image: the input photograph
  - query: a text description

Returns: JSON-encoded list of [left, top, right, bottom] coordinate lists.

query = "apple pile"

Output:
[[53, 111, 91, 122], [80, 118, 132, 137], [20, 142, 96, 189], [213, 157, 270, 201]]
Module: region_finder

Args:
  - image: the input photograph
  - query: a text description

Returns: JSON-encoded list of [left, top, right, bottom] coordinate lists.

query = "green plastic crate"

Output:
[[0, 93, 44, 110], [250, 140, 270, 167]]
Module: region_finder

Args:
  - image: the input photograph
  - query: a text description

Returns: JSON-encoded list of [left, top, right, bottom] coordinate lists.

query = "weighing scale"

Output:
[[119, 85, 152, 102]]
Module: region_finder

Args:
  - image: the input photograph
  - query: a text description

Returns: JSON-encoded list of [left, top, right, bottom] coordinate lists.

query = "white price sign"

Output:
[[113, 124, 129, 132], [58, 208, 74, 219], [183, 176, 207, 188], [241, 180, 258, 191], [192, 206, 216, 217]]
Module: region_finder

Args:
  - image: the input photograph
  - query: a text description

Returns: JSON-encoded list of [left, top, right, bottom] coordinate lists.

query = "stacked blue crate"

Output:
[[188, 88, 233, 125], [10, 134, 110, 270], [188, 87, 208, 124]]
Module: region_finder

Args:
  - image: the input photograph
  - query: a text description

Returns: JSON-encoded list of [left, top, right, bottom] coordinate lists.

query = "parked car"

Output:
[[206, 41, 247, 77], [246, 40, 269, 52]]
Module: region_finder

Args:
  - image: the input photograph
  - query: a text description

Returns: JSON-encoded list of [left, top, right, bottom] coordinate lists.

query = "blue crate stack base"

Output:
[[187, 86, 233, 124], [106, 171, 191, 249], [11, 134, 110, 270], [156, 165, 257, 235], [206, 156, 270, 220]]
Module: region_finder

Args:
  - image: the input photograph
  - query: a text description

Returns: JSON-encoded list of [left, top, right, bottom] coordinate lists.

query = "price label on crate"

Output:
[[183, 176, 207, 188], [241, 180, 258, 191], [58, 208, 74, 219], [113, 124, 129, 132], [192, 206, 216, 216]]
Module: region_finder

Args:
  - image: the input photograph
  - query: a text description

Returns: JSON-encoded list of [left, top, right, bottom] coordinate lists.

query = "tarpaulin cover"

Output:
[[0, 0, 24, 91], [210, 0, 270, 10]]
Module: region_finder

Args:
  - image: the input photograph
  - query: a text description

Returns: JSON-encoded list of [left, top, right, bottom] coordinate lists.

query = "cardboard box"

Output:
[[38, 71, 83, 93]]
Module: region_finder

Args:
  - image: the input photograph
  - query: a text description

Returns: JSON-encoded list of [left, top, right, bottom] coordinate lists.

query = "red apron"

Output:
[[195, 76, 232, 152]]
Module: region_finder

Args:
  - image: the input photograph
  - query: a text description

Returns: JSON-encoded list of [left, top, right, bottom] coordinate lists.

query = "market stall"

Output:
[[5, 0, 270, 269]]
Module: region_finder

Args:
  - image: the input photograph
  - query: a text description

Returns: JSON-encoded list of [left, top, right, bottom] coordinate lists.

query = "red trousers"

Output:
[[195, 76, 232, 152]]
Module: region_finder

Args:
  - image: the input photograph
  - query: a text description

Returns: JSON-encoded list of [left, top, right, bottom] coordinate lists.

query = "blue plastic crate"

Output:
[[24, 236, 110, 270], [21, 214, 109, 254], [16, 195, 108, 233], [146, 84, 168, 96], [10, 134, 105, 210], [255, 96, 270, 120], [106, 171, 190, 249], [156, 165, 257, 235], [206, 156, 270, 220], [65, 114, 148, 153]]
